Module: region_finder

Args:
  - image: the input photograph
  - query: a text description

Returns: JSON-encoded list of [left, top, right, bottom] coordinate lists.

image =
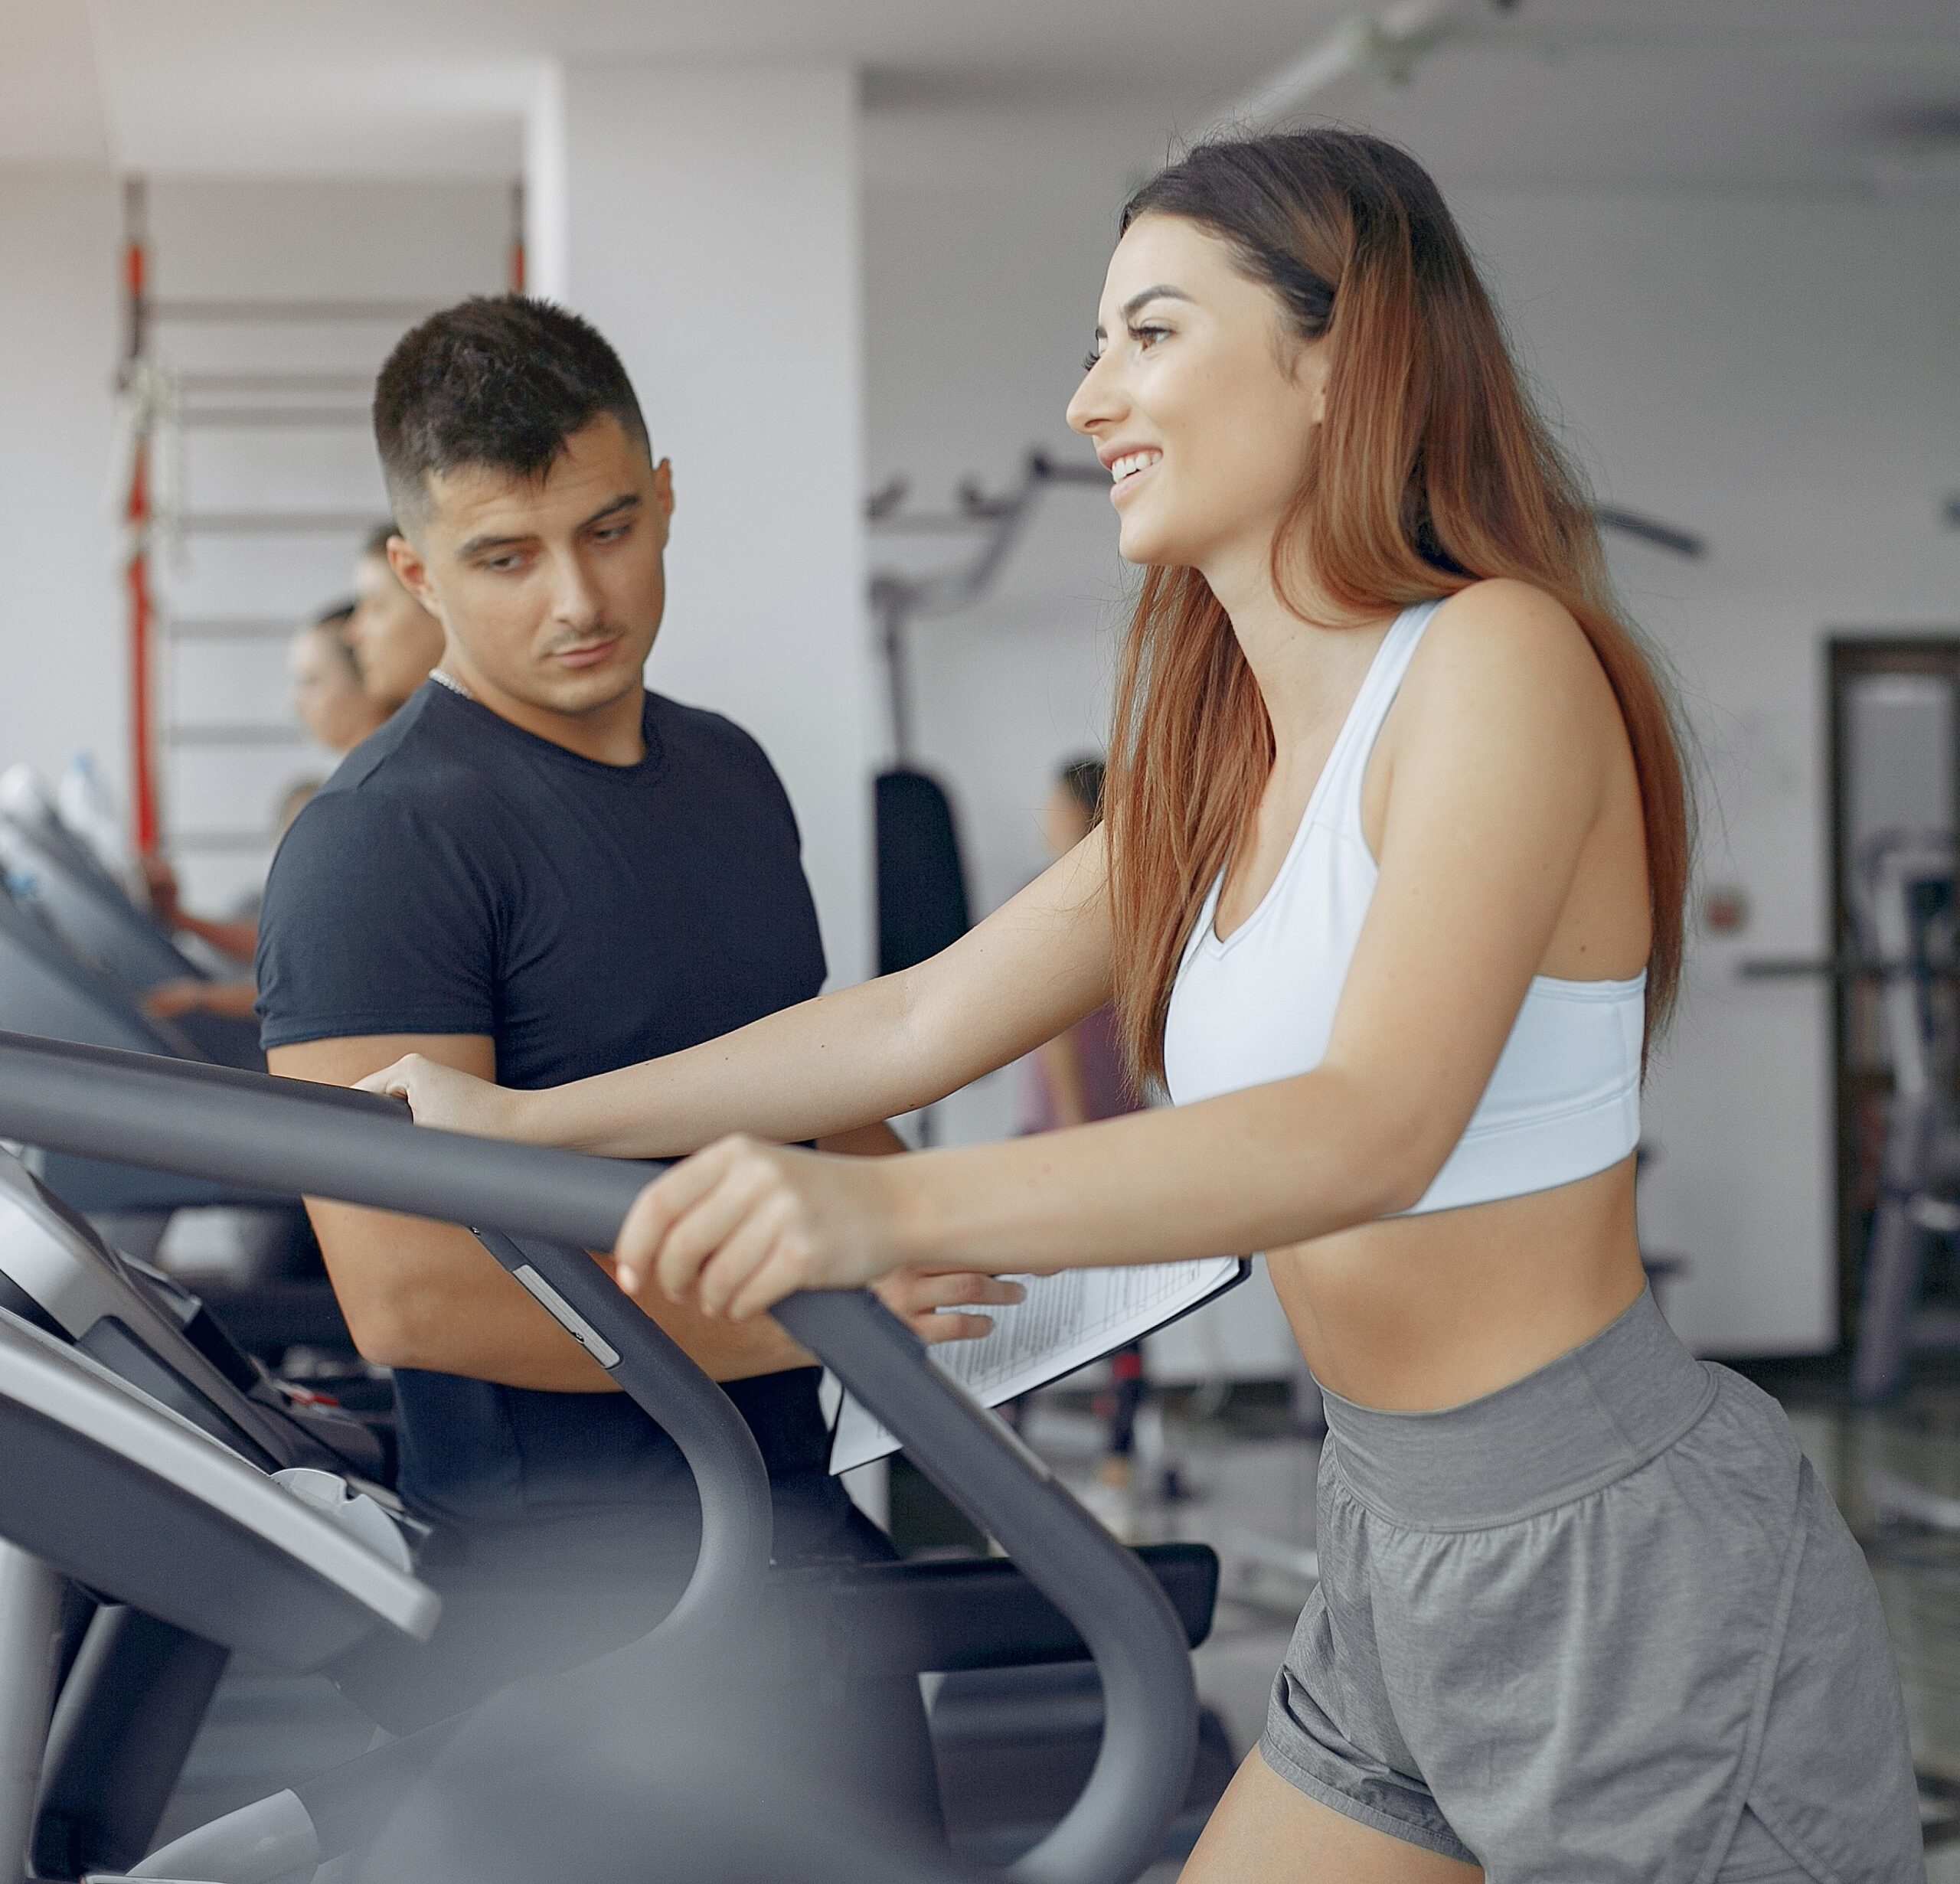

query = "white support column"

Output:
[[0, 166, 123, 811], [527, 64, 875, 984]]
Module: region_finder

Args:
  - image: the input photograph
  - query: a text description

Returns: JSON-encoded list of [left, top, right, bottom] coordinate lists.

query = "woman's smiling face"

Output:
[[1066, 212, 1329, 582]]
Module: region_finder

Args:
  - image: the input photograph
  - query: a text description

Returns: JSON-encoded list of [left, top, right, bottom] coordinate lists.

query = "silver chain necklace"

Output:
[[428, 668, 473, 701]]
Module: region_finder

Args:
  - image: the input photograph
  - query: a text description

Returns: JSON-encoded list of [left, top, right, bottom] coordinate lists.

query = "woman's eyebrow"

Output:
[[1094, 285, 1195, 342], [1121, 284, 1194, 320]]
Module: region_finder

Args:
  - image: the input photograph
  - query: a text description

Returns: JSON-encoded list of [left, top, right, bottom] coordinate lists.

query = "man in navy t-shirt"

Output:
[[256, 298, 1010, 1733]]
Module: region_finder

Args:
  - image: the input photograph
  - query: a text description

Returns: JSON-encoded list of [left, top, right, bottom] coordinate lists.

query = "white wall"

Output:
[[533, 63, 877, 984], [865, 113, 1960, 1357], [143, 176, 508, 910], [1459, 188, 1960, 1356], [0, 166, 124, 810]]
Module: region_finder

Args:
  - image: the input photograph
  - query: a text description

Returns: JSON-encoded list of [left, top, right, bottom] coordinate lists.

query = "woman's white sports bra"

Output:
[[1161, 599, 1645, 1216]]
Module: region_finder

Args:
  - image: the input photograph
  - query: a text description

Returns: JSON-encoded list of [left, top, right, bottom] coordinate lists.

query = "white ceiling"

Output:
[[0, 0, 1955, 193]]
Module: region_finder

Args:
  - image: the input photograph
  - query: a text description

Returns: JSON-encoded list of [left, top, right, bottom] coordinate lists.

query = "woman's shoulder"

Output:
[[1405, 579, 1615, 724]]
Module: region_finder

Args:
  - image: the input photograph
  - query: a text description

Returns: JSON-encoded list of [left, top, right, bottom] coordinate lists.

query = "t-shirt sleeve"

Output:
[[713, 714, 828, 981], [255, 786, 501, 1049]]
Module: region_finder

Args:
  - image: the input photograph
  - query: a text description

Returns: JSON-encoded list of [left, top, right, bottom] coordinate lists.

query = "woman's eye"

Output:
[[1131, 322, 1171, 350], [1081, 346, 1102, 374]]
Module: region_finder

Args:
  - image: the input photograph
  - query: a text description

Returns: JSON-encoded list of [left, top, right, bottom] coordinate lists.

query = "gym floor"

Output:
[[163, 1366, 1960, 1876]]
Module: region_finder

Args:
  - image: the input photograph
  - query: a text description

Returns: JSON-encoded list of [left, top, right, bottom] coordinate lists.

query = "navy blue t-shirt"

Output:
[[256, 681, 835, 1530]]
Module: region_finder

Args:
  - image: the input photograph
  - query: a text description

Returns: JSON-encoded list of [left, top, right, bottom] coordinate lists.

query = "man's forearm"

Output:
[[305, 1199, 809, 1389], [271, 1037, 812, 1389]]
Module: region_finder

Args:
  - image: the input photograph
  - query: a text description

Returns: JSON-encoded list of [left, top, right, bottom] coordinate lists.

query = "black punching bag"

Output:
[[874, 769, 971, 977]]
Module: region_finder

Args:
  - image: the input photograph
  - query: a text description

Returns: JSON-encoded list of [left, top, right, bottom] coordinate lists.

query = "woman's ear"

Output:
[[1294, 335, 1334, 426]]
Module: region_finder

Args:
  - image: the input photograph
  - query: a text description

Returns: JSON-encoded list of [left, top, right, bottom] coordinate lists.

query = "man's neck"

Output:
[[436, 664, 648, 767]]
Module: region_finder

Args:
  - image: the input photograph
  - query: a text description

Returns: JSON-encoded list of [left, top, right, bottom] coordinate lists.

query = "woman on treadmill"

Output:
[[368, 132, 1918, 1882]]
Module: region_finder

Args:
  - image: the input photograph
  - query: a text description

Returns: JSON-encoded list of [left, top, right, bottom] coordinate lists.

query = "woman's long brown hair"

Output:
[[1103, 132, 1690, 1083]]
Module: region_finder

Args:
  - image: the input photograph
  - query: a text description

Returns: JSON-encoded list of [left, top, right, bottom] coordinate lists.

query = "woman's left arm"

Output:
[[618, 584, 1630, 1318]]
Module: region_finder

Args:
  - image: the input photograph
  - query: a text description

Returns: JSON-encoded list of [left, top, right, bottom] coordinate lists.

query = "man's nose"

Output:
[[547, 552, 603, 625]]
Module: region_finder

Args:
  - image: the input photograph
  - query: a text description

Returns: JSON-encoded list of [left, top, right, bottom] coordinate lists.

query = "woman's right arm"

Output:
[[373, 825, 1116, 1157]]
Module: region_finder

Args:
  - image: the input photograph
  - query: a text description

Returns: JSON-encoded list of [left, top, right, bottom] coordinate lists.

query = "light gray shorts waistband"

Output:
[[1318, 1288, 1717, 1530]]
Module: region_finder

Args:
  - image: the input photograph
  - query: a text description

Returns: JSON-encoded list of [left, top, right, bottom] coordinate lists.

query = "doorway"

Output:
[[1828, 637, 1960, 1350]]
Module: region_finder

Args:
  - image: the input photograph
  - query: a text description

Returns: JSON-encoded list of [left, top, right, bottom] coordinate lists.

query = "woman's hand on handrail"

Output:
[[616, 1136, 916, 1320], [361, 1059, 1023, 1346], [359, 1053, 534, 1140]]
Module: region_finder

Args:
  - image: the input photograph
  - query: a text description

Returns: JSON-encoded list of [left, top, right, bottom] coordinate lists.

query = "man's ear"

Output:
[[385, 531, 443, 621], [652, 457, 675, 524]]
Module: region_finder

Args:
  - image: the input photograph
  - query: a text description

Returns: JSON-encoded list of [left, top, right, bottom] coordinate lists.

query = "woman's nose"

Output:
[[1066, 355, 1119, 437]]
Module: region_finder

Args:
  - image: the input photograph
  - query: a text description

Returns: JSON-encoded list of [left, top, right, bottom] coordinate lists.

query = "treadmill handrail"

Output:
[[475, 1230, 775, 1657], [0, 1030, 1197, 1884], [0, 1308, 436, 1644]]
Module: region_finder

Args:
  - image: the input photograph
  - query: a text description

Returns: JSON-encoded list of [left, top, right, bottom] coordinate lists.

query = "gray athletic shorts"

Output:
[[1261, 1288, 1923, 1882]]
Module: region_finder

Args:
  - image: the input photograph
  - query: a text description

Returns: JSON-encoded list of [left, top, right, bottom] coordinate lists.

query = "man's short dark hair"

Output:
[[372, 296, 649, 528]]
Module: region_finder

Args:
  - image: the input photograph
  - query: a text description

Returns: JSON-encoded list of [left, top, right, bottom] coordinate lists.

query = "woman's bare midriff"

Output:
[[1265, 1155, 1648, 1411]]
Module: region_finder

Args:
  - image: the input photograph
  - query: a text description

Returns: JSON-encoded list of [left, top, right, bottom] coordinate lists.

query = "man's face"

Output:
[[348, 553, 446, 710], [390, 416, 673, 723]]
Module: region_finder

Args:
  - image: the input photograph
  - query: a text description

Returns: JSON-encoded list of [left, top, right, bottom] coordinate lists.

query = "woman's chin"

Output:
[[1116, 517, 1170, 566], [1117, 522, 1196, 570]]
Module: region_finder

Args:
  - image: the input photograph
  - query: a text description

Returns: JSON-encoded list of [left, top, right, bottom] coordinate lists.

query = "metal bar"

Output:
[[1593, 505, 1707, 560], [164, 726, 309, 750], [175, 513, 377, 537], [867, 515, 996, 535], [147, 299, 437, 325], [1739, 958, 1955, 983], [165, 618, 302, 643], [122, 177, 159, 860], [166, 831, 275, 855], [175, 372, 371, 396], [0, 1541, 61, 1880], [178, 408, 370, 430]]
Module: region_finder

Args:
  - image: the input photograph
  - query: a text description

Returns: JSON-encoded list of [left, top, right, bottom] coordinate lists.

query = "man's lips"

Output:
[[548, 637, 622, 669]]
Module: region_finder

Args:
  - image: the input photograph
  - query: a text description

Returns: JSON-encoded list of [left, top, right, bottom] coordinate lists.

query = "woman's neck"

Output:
[[1200, 540, 1395, 754]]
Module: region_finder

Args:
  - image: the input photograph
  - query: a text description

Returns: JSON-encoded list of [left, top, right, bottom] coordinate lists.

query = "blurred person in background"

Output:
[[291, 600, 389, 753], [143, 594, 378, 1015], [145, 779, 319, 1020], [1017, 756, 1150, 1491], [348, 520, 444, 710]]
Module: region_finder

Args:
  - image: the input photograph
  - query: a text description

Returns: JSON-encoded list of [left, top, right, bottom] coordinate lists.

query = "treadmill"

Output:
[[0, 1307, 437, 1884], [0, 1145, 396, 1879], [0, 1030, 1222, 1884], [0, 769, 260, 1072], [0, 1147, 384, 1481], [0, 879, 345, 1353]]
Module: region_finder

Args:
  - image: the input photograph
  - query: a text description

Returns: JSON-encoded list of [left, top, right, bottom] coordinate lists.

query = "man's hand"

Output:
[[871, 1267, 1024, 1344], [609, 1201, 1021, 1343], [140, 854, 181, 926]]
